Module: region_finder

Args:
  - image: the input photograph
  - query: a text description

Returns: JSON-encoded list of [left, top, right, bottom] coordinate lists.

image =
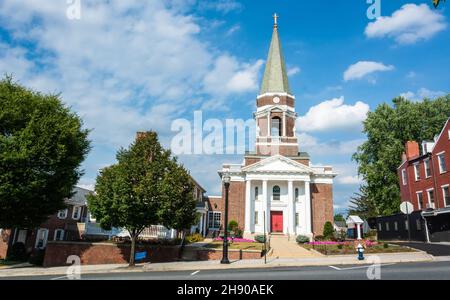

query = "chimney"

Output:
[[405, 141, 420, 160]]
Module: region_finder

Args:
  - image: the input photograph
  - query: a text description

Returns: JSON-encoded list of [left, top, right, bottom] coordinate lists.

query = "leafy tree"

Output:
[[88, 131, 196, 266], [323, 221, 334, 239], [352, 95, 450, 216], [333, 214, 345, 222], [348, 185, 379, 219], [433, 0, 445, 8], [0, 76, 90, 229]]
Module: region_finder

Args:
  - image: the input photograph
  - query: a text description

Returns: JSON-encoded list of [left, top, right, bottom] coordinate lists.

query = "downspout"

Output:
[[421, 213, 431, 243]]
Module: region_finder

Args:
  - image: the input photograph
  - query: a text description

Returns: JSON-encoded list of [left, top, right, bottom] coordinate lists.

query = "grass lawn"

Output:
[[300, 243, 416, 255], [204, 242, 264, 251]]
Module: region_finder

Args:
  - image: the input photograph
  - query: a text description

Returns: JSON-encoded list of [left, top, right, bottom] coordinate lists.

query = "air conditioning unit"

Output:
[[426, 203, 435, 209]]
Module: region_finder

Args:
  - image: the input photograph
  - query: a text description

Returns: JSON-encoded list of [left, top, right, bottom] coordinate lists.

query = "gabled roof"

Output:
[[242, 154, 315, 174], [259, 23, 291, 95]]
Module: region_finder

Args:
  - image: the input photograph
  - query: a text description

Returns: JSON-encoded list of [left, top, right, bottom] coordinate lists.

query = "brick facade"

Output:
[[0, 229, 11, 259], [398, 119, 450, 211], [311, 183, 334, 236], [225, 182, 246, 230]]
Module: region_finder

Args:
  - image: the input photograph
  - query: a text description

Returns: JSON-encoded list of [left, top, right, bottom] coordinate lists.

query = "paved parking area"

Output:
[[393, 242, 450, 256]]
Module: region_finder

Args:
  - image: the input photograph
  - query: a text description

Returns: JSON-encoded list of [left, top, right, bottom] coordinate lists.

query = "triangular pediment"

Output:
[[243, 155, 314, 174]]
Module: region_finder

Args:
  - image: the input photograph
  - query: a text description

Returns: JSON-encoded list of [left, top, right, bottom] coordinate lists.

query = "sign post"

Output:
[[400, 201, 414, 242]]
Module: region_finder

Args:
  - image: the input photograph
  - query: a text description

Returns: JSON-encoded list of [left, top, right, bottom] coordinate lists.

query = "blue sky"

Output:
[[0, 0, 449, 214]]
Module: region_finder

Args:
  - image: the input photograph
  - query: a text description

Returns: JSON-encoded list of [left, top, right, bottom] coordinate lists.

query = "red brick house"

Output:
[[0, 186, 91, 259], [375, 117, 450, 242]]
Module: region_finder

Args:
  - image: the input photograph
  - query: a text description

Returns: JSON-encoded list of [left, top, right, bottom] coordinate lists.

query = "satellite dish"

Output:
[[400, 201, 414, 215]]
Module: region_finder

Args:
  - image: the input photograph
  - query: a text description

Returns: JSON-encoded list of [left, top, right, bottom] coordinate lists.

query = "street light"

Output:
[[221, 172, 231, 264]]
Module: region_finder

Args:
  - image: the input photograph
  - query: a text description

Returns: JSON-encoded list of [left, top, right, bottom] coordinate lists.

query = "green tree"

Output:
[[323, 221, 334, 239], [352, 95, 450, 216], [348, 185, 379, 219], [88, 131, 196, 266], [333, 214, 345, 222], [0, 76, 90, 229]]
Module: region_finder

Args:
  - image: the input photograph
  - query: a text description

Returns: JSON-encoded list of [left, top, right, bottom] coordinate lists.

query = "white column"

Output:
[[267, 111, 271, 137], [262, 180, 270, 233], [288, 180, 295, 235], [282, 111, 286, 137], [357, 224, 362, 240], [245, 179, 252, 233], [304, 181, 312, 236]]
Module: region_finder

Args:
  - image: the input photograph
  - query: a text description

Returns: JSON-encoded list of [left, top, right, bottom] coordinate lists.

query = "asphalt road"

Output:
[[3, 261, 450, 280], [392, 242, 450, 256]]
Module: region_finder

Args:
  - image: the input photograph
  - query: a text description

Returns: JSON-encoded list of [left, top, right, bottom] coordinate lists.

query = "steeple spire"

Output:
[[260, 14, 291, 95]]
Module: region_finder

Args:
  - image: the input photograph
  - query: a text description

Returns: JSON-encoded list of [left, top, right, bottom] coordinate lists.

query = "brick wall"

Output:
[[311, 183, 334, 236], [197, 248, 262, 261], [226, 181, 246, 230], [43, 241, 181, 267]]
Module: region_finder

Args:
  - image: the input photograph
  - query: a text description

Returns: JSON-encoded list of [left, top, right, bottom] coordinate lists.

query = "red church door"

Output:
[[270, 211, 283, 233]]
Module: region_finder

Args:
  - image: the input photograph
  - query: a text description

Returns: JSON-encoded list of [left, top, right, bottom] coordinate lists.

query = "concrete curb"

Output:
[[0, 252, 434, 278]]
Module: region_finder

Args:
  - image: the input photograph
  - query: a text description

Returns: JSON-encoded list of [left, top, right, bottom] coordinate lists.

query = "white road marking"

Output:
[[329, 263, 396, 271], [190, 270, 200, 276], [51, 275, 69, 280]]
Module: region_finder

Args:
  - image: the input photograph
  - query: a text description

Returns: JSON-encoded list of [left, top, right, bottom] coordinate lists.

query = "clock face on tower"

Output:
[[273, 96, 280, 104]]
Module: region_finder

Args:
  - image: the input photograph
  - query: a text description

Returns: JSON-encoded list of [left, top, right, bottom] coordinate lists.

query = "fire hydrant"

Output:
[[357, 243, 365, 260]]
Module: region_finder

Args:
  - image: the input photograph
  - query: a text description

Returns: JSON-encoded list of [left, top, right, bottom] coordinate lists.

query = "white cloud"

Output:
[[226, 24, 241, 36], [0, 0, 260, 192], [287, 66, 301, 76], [297, 97, 369, 132], [400, 88, 447, 101], [297, 133, 364, 156], [343, 61, 394, 81], [198, 0, 243, 14], [365, 4, 447, 45]]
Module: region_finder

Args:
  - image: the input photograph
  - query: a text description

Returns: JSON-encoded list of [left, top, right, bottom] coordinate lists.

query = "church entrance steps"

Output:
[[268, 235, 321, 258]]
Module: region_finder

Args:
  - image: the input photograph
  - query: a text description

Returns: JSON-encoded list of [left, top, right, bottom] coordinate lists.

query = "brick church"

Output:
[[207, 16, 336, 239]]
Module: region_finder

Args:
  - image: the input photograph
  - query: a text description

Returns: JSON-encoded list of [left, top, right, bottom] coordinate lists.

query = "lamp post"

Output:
[[221, 172, 231, 264]]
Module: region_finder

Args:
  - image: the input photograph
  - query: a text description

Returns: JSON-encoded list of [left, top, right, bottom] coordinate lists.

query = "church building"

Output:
[[209, 16, 336, 239]]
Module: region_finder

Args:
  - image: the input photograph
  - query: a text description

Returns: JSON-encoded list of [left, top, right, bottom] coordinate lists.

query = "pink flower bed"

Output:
[[214, 237, 255, 243], [308, 240, 377, 247]]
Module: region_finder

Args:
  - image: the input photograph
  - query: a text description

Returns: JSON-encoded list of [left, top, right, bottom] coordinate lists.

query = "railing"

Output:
[[139, 225, 177, 240], [83, 222, 118, 237]]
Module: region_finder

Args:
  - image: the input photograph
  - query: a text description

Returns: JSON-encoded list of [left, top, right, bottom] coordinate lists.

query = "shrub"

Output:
[[323, 221, 335, 239], [234, 228, 243, 238], [254, 235, 267, 243], [228, 220, 239, 231], [7, 242, 27, 261], [337, 244, 344, 250], [383, 243, 389, 249], [29, 249, 45, 266], [314, 235, 325, 241], [185, 233, 204, 244], [296, 235, 310, 244]]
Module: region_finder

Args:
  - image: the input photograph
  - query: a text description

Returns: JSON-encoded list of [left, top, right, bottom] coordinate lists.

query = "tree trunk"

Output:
[[178, 229, 186, 259], [129, 234, 136, 267]]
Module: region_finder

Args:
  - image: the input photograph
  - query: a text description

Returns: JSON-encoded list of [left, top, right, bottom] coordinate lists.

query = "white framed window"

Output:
[[272, 185, 281, 201], [57, 209, 68, 219], [254, 211, 259, 225], [442, 185, 450, 207], [295, 188, 299, 201], [295, 213, 300, 227], [448, 129, 450, 140], [427, 189, 435, 209], [254, 187, 259, 201], [54, 229, 65, 241], [385, 222, 390, 231], [401, 169, 407, 185], [416, 192, 423, 210], [414, 164, 421, 181], [208, 211, 221, 229], [35, 228, 49, 249], [72, 206, 82, 220], [378, 223, 382, 231], [394, 222, 398, 231], [437, 153, 447, 173], [424, 159, 431, 178]]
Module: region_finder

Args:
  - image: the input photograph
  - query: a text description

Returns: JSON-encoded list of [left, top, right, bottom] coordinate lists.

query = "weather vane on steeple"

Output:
[[273, 13, 278, 29]]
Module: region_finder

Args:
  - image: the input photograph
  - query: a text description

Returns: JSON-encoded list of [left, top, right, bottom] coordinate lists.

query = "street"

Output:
[[3, 261, 450, 280]]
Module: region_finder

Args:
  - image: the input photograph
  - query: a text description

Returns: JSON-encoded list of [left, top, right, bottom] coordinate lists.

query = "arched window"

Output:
[[295, 188, 299, 201], [254, 187, 259, 200], [273, 185, 281, 201], [271, 117, 282, 137]]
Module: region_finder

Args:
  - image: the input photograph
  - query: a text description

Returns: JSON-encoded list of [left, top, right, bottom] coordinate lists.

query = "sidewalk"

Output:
[[0, 251, 436, 278]]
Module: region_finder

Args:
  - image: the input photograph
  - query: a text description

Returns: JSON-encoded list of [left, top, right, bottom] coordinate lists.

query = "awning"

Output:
[[422, 207, 450, 217]]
